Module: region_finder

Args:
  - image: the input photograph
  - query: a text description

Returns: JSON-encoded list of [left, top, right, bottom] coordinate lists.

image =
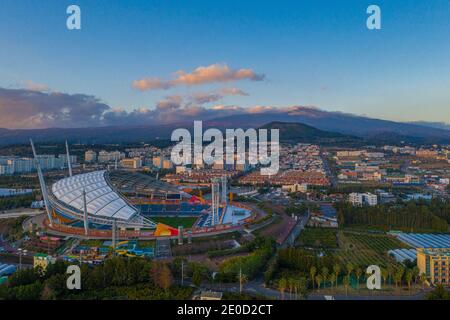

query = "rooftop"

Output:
[[51, 170, 137, 220]]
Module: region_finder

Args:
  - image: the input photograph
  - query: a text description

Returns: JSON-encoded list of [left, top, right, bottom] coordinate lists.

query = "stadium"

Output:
[[32, 141, 254, 239]]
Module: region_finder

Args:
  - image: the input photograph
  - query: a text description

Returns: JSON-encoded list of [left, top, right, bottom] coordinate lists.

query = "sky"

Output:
[[0, 0, 449, 129]]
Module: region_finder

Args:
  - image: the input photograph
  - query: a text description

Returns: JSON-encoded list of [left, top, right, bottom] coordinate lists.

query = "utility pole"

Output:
[[239, 267, 242, 294], [181, 260, 184, 286]]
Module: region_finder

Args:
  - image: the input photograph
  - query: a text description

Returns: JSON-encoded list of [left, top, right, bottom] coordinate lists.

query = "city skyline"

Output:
[[0, 0, 449, 129]]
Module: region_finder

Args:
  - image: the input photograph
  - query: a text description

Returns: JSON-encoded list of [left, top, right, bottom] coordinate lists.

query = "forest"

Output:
[[336, 200, 449, 232]]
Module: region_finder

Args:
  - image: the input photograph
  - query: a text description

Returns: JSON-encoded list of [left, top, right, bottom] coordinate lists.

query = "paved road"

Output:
[[0, 209, 43, 219], [195, 278, 428, 300], [321, 153, 337, 187], [155, 238, 172, 259]]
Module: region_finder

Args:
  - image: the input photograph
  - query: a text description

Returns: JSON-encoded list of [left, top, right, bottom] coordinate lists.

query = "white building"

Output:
[[0, 155, 74, 175], [349, 192, 378, 206], [98, 151, 125, 163]]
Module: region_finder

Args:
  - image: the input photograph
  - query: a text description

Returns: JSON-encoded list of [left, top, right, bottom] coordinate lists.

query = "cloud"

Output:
[[220, 87, 249, 96], [0, 86, 318, 129], [0, 87, 109, 129], [132, 63, 264, 91], [24, 80, 49, 92], [190, 87, 249, 105], [155, 95, 183, 110]]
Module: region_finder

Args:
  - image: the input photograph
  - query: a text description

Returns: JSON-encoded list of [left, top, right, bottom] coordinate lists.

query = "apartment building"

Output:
[[349, 192, 378, 206], [417, 248, 450, 286]]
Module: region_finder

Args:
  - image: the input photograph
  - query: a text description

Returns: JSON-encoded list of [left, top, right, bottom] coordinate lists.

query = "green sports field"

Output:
[[150, 216, 198, 228]]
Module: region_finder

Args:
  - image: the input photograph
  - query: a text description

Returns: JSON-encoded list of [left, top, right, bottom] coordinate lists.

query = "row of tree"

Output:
[[0, 193, 36, 211], [336, 201, 449, 232], [266, 248, 427, 296], [0, 257, 192, 300]]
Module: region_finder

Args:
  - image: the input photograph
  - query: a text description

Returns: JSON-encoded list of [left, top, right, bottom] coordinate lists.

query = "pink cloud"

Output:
[[132, 63, 264, 91]]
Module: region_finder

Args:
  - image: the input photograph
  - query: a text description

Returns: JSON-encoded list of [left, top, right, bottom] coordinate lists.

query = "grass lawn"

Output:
[[151, 216, 198, 228]]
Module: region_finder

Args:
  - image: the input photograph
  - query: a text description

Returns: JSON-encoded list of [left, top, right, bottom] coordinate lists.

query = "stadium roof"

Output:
[[108, 170, 182, 196], [51, 170, 137, 220]]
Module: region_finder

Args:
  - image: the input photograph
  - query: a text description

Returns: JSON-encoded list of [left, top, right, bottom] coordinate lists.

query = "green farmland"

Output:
[[296, 228, 408, 268]]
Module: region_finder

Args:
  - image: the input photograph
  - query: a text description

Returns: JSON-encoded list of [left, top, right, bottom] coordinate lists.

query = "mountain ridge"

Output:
[[0, 108, 449, 146]]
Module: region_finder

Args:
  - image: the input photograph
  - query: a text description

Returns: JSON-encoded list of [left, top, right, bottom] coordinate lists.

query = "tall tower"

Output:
[[82, 189, 89, 236], [211, 178, 221, 226], [30, 139, 54, 226], [221, 175, 227, 205], [65, 140, 73, 177]]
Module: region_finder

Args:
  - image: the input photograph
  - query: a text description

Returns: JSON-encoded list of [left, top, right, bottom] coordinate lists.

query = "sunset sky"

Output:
[[0, 0, 449, 128]]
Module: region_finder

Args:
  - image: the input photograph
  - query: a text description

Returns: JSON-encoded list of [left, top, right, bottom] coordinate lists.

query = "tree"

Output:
[[278, 278, 287, 300], [310, 266, 317, 290], [238, 271, 248, 294], [315, 275, 322, 292], [159, 263, 173, 290], [394, 267, 404, 289], [297, 277, 308, 300], [329, 274, 336, 291], [346, 263, 354, 279], [381, 267, 388, 287], [192, 268, 202, 287], [333, 264, 341, 288], [419, 272, 427, 290], [412, 266, 420, 285], [343, 275, 350, 297], [43, 274, 67, 299], [405, 270, 413, 292], [426, 285, 449, 300], [355, 268, 362, 289], [321, 267, 329, 289], [288, 278, 295, 299], [387, 264, 395, 285]]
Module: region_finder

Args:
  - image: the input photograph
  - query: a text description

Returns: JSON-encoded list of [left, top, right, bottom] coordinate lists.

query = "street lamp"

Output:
[[18, 248, 28, 270]]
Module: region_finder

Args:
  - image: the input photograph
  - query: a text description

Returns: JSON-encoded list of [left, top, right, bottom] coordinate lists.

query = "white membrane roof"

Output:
[[51, 170, 137, 220]]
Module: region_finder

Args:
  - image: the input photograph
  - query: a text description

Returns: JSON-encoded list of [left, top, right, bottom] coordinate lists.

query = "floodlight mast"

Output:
[[221, 175, 227, 205], [30, 139, 54, 226], [82, 189, 89, 236], [65, 140, 73, 177]]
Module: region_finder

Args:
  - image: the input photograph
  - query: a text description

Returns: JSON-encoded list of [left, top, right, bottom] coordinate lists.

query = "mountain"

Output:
[[258, 121, 361, 144], [408, 121, 450, 131], [1, 107, 450, 146], [0, 125, 179, 146], [206, 108, 450, 141]]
